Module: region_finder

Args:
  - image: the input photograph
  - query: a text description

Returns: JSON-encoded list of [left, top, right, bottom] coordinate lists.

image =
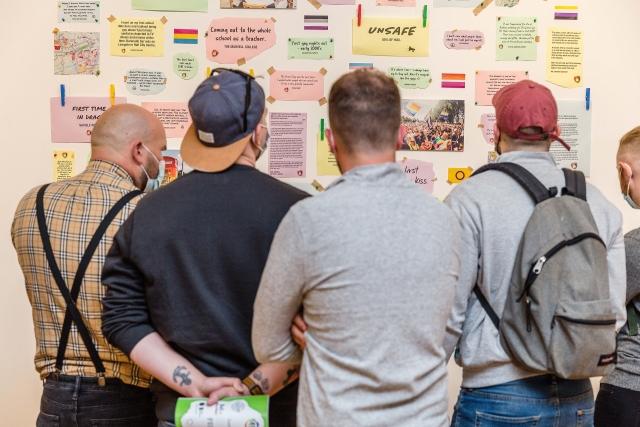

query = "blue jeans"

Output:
[[451, 375, 594, 427], [36, 374, 156, 427]]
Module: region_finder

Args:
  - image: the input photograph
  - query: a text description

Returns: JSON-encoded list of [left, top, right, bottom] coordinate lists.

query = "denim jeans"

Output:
[[595, 383, 640, 427], [36, 374, 156, 427], [451, 375, 594, 427]]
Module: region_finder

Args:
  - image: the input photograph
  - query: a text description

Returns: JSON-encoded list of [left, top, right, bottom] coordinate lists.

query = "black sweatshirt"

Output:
[[101, 164, 308, 424]]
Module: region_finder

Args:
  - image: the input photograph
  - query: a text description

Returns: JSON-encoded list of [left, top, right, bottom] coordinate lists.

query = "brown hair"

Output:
[[328, 69, 401, 153], [618, 126, 640, 156]]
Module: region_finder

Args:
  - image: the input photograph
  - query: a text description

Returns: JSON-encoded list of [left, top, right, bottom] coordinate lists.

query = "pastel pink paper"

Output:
[[480, 113, 497, 145], [444, 30, 485, 49], [206, 18, 276, 64], [400, 158, 435, 193], [475, 70, 528, 106], [141, 102, 192, 139], [320, 0, 355, 4], [376, 0, 416, 6], [269, 70, 324, 101], [51, 97, 126, 143]]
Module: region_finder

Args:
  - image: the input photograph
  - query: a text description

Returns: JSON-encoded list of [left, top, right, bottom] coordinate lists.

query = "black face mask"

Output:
[[210, 68, 255, 132]]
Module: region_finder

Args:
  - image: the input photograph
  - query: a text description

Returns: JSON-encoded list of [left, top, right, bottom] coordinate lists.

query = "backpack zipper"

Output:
[[516, 232, 606, 333], [553, 315, 616, 326]]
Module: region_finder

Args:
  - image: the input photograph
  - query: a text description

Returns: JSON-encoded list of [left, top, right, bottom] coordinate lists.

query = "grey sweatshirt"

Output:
[[602, 228, 640, 391], [252, 163, 460, 427], [444, 151, 626, 388]]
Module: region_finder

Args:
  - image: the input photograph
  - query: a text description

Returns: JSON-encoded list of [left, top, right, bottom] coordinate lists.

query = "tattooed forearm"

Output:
[[251, 370, 270, 393], [283, 366, 299, 386], [173, 366, 192, 387]]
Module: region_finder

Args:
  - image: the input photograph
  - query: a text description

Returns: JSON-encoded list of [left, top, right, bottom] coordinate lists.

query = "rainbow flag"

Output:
[[174, 29, 198, 45], [405, 102, 422, 116], [441, 73, 466, 89]]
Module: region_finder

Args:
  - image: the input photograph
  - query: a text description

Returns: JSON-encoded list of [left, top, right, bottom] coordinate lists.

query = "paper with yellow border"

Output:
[[352, 17, 429, 57]]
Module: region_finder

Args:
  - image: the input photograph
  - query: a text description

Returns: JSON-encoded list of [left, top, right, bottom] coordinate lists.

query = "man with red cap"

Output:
[[444, 79, 626, 426]]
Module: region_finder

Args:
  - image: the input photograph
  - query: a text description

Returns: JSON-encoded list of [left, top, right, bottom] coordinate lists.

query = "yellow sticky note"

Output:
[[110, 17, 165, 57], [546, 28, 583, 88], [447, 167, 473, 184], [53, 150, 76, 181], [352, 17, 429, 57], [316, 133, 340, 176]]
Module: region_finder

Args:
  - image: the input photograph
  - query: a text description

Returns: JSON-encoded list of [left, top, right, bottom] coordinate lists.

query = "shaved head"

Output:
[[91, 104, 164, 152], [617, 126, 640, 163]]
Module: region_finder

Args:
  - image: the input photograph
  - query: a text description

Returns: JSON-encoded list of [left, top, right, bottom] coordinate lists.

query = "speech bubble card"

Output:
[[141, 102, 192, 139], [124, 69, 167, 95], [206, 18, 276, 65], [173, 53, 199, 80], [444, 30, 485, 49]]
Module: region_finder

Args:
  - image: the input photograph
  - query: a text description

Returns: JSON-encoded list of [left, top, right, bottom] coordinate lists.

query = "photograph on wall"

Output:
[[399, 100, 465, 152], [220, 0, 296, 8]]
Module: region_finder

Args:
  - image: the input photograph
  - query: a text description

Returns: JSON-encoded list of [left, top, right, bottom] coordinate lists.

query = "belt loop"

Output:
[[72, 376, 81, 401], [98, 373, 106, 388]]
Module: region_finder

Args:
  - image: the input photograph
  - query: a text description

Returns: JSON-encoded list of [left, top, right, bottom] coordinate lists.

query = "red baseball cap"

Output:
[[493, 79, 570, 150]]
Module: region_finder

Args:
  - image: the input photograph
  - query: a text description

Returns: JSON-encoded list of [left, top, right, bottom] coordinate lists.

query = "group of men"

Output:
[[10, 67, 640, 427]]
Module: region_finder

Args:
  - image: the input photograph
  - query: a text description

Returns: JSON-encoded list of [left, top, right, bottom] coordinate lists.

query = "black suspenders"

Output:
[[36, 184, 141, 385]]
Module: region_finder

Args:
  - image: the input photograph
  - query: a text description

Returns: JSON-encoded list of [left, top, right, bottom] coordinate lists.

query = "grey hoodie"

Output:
[[444, 151, 626, 388]]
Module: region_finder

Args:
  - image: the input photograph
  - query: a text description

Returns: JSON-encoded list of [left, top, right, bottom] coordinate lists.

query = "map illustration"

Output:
[[54, 31, 100, 75]]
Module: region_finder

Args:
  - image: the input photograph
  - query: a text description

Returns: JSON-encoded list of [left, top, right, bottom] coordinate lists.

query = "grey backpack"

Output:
[[472, 162, 617, 379]]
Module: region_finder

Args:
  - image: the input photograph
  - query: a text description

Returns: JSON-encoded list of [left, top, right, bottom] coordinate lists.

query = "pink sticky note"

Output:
[[480, 113, 497, 145], [206, 18, 276, 64], [400, 158, 436, 193], [51, 97, 126, 143], [269, 70, 325, 102], [141, 102, 192, 139], [444, 30, 485, 50], [475, 70, 528, 106]]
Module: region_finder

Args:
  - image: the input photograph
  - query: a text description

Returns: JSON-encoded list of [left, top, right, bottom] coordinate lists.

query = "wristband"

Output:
[[242, 376, 265, 395]]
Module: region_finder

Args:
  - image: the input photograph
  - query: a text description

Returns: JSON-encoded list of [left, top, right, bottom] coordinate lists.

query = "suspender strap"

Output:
[[628, 303, 639, 336], [36, 184, 142, 376], [473, 162, 553, 205], [473, 285, 500, 329], [562, 169, 588, 201]]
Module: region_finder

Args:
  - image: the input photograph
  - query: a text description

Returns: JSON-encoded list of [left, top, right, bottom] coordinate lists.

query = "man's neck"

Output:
[[338, 151, 396, 174]]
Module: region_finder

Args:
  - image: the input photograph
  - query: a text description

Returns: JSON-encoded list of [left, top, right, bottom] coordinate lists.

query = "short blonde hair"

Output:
[[618, 126, 640, 157]]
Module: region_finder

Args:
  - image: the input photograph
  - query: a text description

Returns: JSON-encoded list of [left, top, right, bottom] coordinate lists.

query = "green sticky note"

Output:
[[173, 53, 199, 80], [496, 16, 538, 61], [288, 38, 335, 60], [175, 396, 269, 427], [132, 0, 208, 12], [389, 67, 432, 89]]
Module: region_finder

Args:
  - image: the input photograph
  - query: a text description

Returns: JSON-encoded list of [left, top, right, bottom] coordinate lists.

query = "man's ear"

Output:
[[326, 128, 337, 155], [131, 140, 145, 165], [396, 128, 403, 150]]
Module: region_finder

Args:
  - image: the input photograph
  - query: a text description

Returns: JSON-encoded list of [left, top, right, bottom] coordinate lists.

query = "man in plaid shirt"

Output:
[[11, 104, 167, 426]]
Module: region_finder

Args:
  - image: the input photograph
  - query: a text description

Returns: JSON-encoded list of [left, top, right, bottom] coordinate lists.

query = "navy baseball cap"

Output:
[[181, 68, 266, 172]]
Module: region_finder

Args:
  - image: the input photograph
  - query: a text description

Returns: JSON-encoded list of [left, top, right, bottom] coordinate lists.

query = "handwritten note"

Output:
[[124, 69, 167, 95], [546, 28, 584, 88], [479, 113, 497, 145], [352, 16, 429, 57], [496, 16, 537, 61], [400, 158, 435, 193], [50, 97, 126, 143], [288, 38, 334, 60], [444, 30, 485, 49], [141, 102, 192, 139], [268, 112, 307, 178], [206, 18, 276, 64], [58, 1, 100, 23], [110, 17, 165, 57], [475, 70, 528, 105], [389, 67, 431, 89], [269, 69, 325, 102]]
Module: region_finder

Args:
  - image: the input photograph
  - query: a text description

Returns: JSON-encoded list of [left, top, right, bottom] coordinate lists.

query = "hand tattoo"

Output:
[[173, 366, 192, 387], [283, 366, 298, 386], [251, 370, 270, 393]]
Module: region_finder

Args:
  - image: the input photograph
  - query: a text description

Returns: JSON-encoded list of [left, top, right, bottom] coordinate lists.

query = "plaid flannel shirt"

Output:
[[11, 160, 151, 387]]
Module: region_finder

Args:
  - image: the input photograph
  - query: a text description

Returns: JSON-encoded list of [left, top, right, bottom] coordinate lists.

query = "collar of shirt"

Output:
[[83, 160, 138, 190], [497, 150, 557, 167], [326, 162, 409, 190]]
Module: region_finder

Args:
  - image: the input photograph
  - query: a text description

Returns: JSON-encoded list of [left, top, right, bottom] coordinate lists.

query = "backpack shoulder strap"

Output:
[[473, 286, 500, 329], [562, 169, 587, 201], [473, 162, 553, 205]]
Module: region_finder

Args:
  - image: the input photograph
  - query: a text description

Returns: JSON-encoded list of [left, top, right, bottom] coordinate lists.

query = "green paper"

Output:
[[173, 53, 199, 80], [389, 67, 432, 89], [132, 0, 208, 12], [496, 16, 537, 61], [175, 396, 269, 427], [288, 38, 334, 60]]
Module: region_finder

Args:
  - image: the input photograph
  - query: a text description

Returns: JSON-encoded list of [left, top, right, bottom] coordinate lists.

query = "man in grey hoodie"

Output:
[[445, 80, 626, 426]]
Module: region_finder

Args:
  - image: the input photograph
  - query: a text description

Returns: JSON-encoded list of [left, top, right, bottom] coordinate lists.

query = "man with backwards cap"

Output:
[[101, 69, 307, 426], [443, 80, 626, 426]]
